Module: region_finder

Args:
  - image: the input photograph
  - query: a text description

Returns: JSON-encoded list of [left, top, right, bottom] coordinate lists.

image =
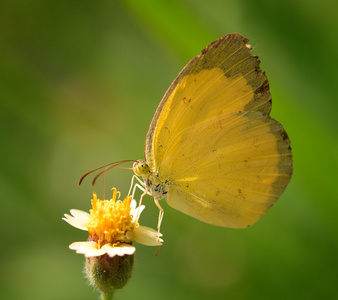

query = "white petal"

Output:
[[84, 248, 107, 257], [117, 244, 136, 256], [127, 226, 163, 246], [130, 205, 145, 223], [62, 209, 89, 231], [130, 199, 137, 210], [69, 241, 96, 252], [69, 241, 107, 257], [101, 243, 135, 257], [70, 209, 90, 219]]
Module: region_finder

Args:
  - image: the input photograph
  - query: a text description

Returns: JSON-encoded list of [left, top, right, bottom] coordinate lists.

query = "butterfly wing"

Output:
[[145, 34, 292, 228]]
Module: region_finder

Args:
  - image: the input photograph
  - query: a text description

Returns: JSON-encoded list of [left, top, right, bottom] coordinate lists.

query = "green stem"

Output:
[[101, 292, 114, 300]]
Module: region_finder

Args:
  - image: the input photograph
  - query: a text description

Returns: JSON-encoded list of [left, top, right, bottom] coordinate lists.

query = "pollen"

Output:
[[86, 188, 137, 247]]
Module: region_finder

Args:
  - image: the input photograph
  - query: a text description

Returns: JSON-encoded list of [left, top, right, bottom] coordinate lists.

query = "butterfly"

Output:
[[131, 33, 293, 229], [81, 33, 293, 230]]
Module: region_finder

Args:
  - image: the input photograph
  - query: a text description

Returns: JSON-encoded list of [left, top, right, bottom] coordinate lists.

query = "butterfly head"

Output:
[[133, 160, 150, 176]]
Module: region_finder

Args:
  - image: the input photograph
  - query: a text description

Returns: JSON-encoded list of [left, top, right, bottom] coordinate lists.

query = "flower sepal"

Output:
[[86, 251, 134, 295]]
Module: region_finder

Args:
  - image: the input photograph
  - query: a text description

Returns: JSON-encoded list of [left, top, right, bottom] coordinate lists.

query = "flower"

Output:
[[63, 188, 163, 295], [63, 188, 163, 258]]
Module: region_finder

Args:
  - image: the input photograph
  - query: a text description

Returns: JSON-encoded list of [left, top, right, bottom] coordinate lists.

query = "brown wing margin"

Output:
[[144, 33, 271, 168]]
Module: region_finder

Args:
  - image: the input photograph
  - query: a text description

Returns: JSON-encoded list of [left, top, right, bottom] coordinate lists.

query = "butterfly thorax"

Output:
[[145, 172, 169, 201], [133, 159, 169, 201]]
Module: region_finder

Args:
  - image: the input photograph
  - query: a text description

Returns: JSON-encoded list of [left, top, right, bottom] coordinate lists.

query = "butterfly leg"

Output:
[[154, 199, 164, 239], [128, 174, 148, 206], [130, 180, 152, 222], [128, 175, 145, 196], [128, 175, 164, 238]]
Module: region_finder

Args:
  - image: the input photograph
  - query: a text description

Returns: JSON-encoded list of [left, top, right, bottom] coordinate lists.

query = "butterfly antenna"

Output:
[[102, 166, 107, 199], [78, 160, 135, 186], [92, 164, 120, 186]]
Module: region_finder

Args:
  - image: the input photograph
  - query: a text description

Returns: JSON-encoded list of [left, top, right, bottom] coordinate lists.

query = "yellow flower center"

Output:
[[86, 188, 136, 248]]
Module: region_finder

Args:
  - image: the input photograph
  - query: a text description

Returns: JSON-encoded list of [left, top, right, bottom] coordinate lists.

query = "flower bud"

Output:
[[85, 252, 134, 294]]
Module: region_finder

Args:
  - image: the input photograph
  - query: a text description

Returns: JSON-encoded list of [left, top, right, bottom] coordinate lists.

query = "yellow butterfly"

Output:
[[132, 33, 293, 229]]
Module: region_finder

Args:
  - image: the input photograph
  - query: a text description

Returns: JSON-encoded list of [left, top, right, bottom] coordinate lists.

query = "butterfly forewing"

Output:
[[144, 33, 292, 228]]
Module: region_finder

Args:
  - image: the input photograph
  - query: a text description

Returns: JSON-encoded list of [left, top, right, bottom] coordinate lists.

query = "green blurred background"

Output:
[[1, 0, 337, 299]]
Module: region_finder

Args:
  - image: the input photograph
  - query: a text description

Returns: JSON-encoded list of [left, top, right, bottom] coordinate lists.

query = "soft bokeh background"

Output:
[[1, 0, 337, 299]]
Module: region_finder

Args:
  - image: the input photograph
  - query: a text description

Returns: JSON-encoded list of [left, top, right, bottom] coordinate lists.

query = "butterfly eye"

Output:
[[133, 160, 150, 176]]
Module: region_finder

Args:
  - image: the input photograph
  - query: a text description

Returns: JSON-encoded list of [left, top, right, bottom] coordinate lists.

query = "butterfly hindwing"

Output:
[[144, 33, 292, 228]]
